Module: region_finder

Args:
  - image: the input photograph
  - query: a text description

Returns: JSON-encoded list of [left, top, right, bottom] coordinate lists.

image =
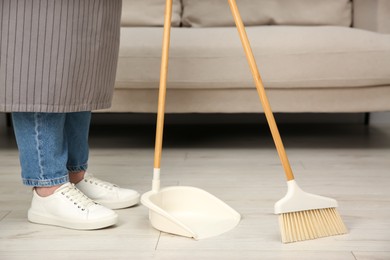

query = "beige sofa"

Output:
[[106, 0, 390, 114]]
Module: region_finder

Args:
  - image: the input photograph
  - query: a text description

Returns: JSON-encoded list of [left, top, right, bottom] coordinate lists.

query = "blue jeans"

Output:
[[12, 112, 91, 187]]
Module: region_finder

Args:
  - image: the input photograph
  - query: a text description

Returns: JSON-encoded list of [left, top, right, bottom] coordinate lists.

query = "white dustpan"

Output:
[[142, 171, 241, 240], [141, 0, 240, 240]]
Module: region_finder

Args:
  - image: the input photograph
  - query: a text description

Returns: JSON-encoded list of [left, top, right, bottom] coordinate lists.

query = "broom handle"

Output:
[[154, 0, 173, 169], [228, 0, 295, 181]]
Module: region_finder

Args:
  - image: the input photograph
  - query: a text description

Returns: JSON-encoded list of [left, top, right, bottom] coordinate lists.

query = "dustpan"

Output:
[[140, 0, 241, 240]]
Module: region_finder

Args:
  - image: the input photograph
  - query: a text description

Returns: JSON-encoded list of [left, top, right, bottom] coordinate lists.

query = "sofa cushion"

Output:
[[121, 0, 181, 27], [182, 0, 352, 27], [116, 26, 390, 91]]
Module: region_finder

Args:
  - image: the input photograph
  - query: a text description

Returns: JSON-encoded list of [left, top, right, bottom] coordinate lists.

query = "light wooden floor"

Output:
[[0, 121, 389, 260]]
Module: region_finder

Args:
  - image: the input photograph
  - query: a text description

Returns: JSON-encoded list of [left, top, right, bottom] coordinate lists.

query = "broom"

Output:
[[227, 0, 348, 243]]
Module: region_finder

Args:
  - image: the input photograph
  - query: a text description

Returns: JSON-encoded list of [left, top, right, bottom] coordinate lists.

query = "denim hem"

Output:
[[23, 175, 69, 187], [67, 164, 88, 173]]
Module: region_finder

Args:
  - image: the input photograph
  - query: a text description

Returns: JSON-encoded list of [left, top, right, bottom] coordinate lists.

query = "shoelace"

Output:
[[83, 173, 117, 190], [61, 184, 97, 211]]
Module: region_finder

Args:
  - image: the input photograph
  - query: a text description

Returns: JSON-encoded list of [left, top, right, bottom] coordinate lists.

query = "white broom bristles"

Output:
[[279, 207, 348, 243]]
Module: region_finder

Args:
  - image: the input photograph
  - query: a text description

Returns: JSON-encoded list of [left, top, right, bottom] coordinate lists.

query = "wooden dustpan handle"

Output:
[[154, 0, 173, 169], [228, 0, 295, 181]]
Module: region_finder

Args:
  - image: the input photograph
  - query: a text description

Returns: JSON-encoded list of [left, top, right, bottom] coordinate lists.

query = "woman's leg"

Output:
[[12, 112, 69, 191], [65, 112, 91, 184], [12, 112, 118, 229], [64, 112, 140, 209]]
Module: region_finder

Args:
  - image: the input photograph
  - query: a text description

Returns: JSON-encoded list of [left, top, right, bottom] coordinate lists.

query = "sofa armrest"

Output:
[[353, 0, 390, 33]]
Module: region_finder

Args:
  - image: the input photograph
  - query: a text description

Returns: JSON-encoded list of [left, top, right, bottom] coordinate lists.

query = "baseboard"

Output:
[[371, 112, 390, 125], [0, 113, 6, 128]]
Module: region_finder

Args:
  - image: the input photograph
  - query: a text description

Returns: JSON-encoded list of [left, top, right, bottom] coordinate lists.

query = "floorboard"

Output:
[[1, 123, 389, 259]]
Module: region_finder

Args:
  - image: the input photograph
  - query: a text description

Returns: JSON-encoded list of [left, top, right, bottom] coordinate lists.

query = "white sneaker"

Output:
[[28, 183, 118, 230], [75, 172, 140, 209]]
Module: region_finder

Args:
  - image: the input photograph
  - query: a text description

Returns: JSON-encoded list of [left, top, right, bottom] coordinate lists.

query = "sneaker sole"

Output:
[[95, 194, 140, 210], [28, 210, 118, 230]]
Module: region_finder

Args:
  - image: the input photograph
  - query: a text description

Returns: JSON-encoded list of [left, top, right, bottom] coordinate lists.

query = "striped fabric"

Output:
[[0, 0, 122, 112]]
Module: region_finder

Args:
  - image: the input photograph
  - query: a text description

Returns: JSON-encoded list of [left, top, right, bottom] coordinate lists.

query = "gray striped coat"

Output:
[[0, 0, 122, 112]]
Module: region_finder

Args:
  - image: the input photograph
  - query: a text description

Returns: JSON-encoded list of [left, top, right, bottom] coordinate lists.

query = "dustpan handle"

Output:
[[228, 0, 295, 181], [154, 0, 173, 169]]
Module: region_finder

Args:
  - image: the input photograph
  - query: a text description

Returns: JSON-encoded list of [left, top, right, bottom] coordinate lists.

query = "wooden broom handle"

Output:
[[228, 0, 295, 181], [154, 0, 173, 169]]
